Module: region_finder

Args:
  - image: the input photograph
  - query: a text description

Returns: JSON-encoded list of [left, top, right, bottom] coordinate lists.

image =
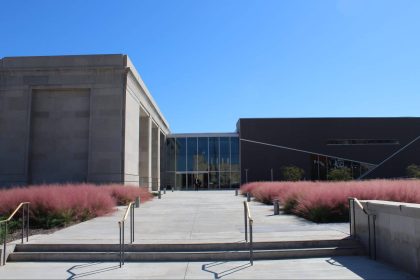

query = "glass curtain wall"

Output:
[[165, 136, 240, 189], [310, 154, 375, 180]]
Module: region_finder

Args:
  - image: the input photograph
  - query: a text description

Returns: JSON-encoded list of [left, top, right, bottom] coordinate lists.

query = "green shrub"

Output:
[[0, 216, 21, 243], [407, 164, 420, 178], [327, 167, 352, 181], [281, 166, 305, 181], [283, 196, 298, 213], [304, 203, 348, 223]]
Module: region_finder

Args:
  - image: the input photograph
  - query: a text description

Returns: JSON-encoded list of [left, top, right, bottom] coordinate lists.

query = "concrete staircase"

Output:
[[7, 238, 364, 262]]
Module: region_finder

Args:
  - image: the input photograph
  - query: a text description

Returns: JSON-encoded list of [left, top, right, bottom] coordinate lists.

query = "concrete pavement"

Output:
[[27, 190, 349, 244], [0, 257, 414, 279]]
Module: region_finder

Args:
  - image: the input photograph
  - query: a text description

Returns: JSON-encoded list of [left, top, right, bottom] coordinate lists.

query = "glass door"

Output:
[[187, 172, 209, 190]]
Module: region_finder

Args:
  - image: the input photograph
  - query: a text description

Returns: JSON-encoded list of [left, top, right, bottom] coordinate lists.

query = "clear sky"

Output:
[[1, 0, 419, 133]]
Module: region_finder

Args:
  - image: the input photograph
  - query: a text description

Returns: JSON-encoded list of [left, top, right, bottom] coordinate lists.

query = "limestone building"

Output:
[[0, 54, 169, 189]]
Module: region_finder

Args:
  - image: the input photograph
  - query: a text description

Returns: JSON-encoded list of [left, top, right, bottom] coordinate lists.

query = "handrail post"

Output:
[[352, 199, 356, 236], [26, 204, 29, 242], [348, 197, 353, 237], [373, 215, 377, 260], [122, 221, 124, 266], [119, 222, 122, 267], [249, 220, 253, 266], [368, 214, 371, 258], [123, 221, 125, 265], [3, 222, 7, 266], [132, 204, 134, 243], [130, 205, 132, 244], [244, 202, 248, 242], [21, 205, 24, 244]]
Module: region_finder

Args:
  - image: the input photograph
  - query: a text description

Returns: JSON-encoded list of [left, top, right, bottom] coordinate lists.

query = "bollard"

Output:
[[274, 199, 279, 215], [172, 187, 174, 192], [135, 196, 141, 208], [247, 192, 251, 202], [158, 190, 161, 199], [235, 189, 238, 196], [164, 187, 166, 194]]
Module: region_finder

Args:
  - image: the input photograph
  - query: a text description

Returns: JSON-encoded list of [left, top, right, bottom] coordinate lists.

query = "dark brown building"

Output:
[[238, 118, 420, 183]]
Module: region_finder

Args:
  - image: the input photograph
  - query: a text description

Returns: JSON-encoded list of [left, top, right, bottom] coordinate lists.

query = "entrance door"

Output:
[[187, 173, 208, 190], [196, 173, 208, 189]]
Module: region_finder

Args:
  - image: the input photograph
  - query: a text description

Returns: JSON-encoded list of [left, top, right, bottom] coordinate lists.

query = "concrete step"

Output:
[[8, 246, 364, 262], [13, 238, 361, 253]]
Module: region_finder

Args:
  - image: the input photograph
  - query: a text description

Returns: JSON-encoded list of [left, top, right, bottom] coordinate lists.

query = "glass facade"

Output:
[[310, 154, 375, 180], [164, 135, 240, 189]]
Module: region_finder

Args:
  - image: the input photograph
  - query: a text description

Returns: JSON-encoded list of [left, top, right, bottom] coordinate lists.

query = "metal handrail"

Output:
[[348, 197, 376, 260], [118, 201, 135, 267], [243, 201, 254, 265], [0, 202, 30, 266]]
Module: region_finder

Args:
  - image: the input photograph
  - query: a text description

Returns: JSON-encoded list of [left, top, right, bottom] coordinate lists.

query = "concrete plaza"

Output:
[[27, 190, 349, 244]]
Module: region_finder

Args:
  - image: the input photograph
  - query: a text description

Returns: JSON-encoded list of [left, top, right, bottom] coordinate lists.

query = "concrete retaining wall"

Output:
[[352, 200, 420, 276]]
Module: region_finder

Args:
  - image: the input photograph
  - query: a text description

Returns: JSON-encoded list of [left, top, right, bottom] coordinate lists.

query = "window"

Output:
[[209, 137, 219, 172], [219, 137, 230, 172], [197, 137, 208, 171], [327, 139, 399, 145], [187, 138, 197, 171], [176, 138, 186, 171]]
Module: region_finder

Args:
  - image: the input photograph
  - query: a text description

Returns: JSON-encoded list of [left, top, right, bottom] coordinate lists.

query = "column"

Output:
[[139, 109, 151, 190]]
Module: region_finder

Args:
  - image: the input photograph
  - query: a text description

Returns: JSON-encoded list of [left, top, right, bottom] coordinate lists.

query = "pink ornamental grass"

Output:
[[240, 180, 420, 222], [0, 183, 152, 228], [103, 184, 152, 205]]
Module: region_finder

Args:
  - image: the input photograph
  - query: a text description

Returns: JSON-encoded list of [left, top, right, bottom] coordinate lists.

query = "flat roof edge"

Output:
[[168, 132, 238, 138], [0, 54, 127, 69], [239, 117, 420, 120]]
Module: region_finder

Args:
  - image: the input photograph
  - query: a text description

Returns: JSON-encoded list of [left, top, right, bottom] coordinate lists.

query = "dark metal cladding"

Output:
[[238, 118, 420, 183]]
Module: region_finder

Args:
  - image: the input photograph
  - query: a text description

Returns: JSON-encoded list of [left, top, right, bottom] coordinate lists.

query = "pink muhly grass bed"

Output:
[[103, 184, 152, 205], [240, 180, 420, 223], [0, 183, 152, 229]]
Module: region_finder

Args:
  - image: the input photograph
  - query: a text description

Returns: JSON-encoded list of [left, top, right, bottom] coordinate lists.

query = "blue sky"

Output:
[[1, 0, 419, 133]]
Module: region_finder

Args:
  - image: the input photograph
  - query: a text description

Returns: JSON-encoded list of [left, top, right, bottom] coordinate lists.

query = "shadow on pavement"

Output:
[[202, 261, 252, 279], [66, 262, 120, 280], [326, 257, 414, 279]]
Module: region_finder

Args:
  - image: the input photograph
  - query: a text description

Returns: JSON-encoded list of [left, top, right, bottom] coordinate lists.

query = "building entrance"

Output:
[[187, 173, 209, 190], [167, 135, 240, 190]]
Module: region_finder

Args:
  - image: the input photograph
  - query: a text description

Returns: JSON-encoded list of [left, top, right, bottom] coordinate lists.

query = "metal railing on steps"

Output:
[[0, 202, 30, 266], [118, 201, 135, 267], [243, 201, 254, 265], [348, 197, 376, 259]]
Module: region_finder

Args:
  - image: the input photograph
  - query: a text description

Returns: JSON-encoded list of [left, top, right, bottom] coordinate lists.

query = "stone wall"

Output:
[[0, 54, 169, 187], [352, 200, 420, 276]]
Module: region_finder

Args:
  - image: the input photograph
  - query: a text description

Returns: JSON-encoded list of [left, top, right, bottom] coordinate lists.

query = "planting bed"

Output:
[[240, 180, 420, 223], [0, 184, 152, 242]]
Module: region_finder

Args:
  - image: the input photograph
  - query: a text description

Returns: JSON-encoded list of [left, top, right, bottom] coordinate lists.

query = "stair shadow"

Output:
[[66, 262, 120, 280], [325, 257, 414, 279], [202, 261, 252, 279]]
